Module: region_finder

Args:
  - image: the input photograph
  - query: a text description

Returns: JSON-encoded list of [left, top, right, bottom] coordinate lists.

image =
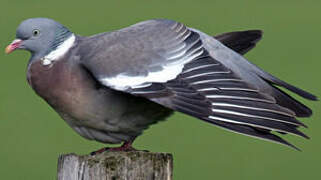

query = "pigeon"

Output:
[[6, 18, 317, 153]]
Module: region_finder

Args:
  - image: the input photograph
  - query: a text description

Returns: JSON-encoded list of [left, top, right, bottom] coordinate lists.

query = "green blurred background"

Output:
[[0, 0, 320, 179]]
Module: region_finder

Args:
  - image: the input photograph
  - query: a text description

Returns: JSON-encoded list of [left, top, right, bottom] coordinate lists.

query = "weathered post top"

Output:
[[57, 151, 173, 180]]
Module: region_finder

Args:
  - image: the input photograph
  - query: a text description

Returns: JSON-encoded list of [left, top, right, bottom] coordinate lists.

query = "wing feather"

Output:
[[80, 20, 315, 149], [125, 51, 310, 149]]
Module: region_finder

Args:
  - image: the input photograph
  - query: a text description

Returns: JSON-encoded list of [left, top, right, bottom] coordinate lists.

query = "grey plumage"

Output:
[[7, 18, 317, 150], [15, 18, 72, 62], [81, 20, 200, 81]]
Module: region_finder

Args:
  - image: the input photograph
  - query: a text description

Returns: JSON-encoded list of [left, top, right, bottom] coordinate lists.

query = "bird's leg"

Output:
[[108, 140, 137, 152], [90, 139, 136, 155]]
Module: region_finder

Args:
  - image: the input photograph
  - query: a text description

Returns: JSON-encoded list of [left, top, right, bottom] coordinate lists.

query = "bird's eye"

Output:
[[32, 29, 40, 36]]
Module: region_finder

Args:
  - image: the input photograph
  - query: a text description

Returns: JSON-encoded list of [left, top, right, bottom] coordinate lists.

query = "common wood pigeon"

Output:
[[5, 18, 317, 153]]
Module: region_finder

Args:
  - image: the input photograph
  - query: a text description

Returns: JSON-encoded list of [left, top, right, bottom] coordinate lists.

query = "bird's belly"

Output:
[[27, 59, 172, 143], [27, 60, 119, 125]]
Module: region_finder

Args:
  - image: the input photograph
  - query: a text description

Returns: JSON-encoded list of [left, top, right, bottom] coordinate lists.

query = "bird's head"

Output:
[[5, 18, 73, 61]]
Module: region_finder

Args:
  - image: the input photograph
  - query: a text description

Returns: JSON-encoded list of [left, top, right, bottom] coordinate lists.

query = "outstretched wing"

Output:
[[125, 53, 309, 150], [80, 19, 316, 149]]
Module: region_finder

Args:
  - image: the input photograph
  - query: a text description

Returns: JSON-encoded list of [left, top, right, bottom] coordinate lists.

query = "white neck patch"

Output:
[[42, 34, 76, 65]]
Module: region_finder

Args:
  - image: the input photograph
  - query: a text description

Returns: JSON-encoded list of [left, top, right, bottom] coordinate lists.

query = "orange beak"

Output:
[[5, 39, 23, 54]]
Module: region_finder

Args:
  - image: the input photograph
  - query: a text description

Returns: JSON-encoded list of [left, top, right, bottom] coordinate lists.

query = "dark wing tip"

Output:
[[307, 94, 318, 101], [284, 83, 318, 101], [235, 29, 263, 43], [214, 29, 263, 55], [297, 130, 310, 139], [286, 142, 301, 151], [206, 119, 302, 151], [259, 71, 317, 101], [258, 77, 316, 117], [244, 29, 263, 40]]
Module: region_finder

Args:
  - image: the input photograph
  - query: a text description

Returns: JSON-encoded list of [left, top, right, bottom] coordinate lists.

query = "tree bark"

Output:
[[57, 151, 173, 180]]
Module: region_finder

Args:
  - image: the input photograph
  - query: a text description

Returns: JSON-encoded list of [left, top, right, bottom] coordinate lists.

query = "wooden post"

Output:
[[57, 151, 173, 180]]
